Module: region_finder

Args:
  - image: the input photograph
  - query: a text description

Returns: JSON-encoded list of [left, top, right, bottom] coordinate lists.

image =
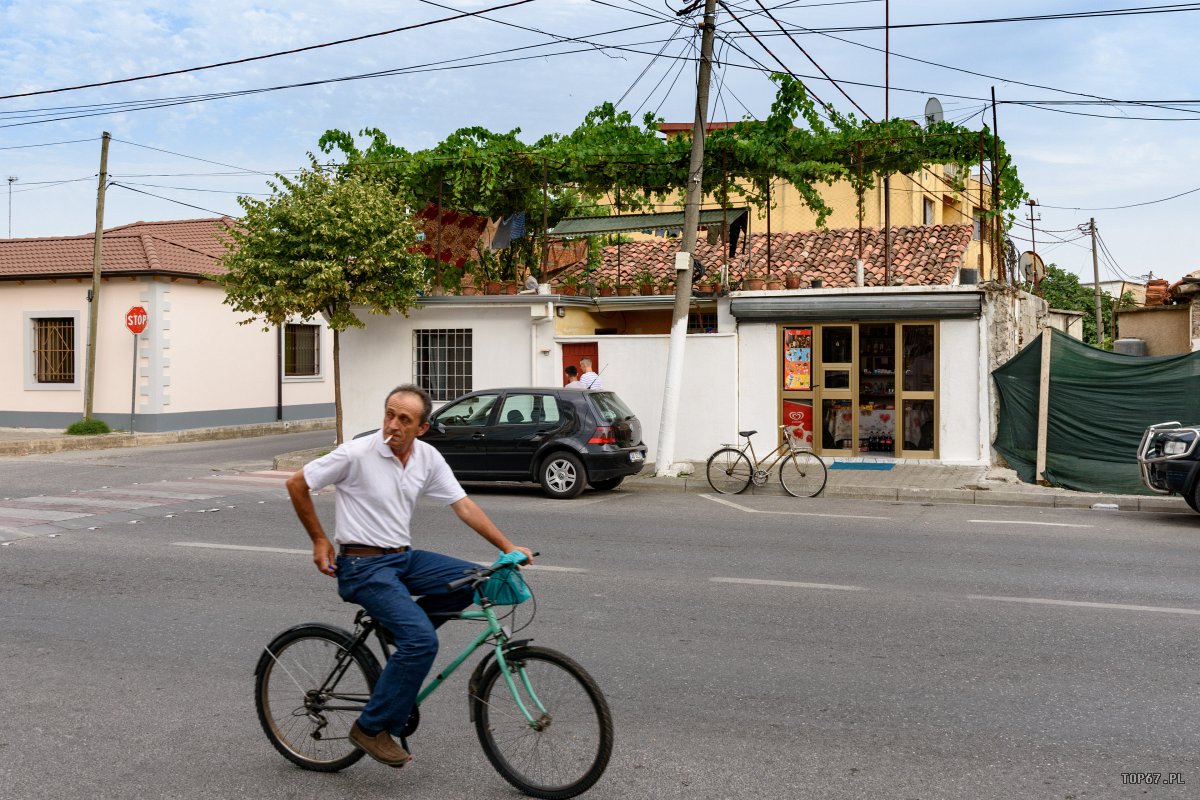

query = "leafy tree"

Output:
[[219, 159, 427, 442], [1028, 263, 1136, 347]]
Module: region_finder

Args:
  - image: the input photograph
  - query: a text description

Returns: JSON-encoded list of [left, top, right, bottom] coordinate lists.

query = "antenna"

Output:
[[6, 176, 16, 238], [923, 97, 944, 128]]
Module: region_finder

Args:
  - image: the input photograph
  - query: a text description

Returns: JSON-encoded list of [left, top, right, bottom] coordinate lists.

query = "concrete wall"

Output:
[[1, 277, 333, 430], [1115, 305, 1190, 355], [339, 300, 737, 462]]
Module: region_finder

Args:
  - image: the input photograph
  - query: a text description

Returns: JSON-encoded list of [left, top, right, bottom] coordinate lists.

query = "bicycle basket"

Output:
[[477, 566, 531, 605]]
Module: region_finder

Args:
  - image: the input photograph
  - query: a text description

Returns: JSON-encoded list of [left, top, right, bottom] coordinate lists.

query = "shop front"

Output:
[[732, 289, 984, 462], [780, 322, 937, 458]]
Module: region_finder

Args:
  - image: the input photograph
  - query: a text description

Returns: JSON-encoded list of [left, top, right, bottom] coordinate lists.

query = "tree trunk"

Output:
[[333, 328, 343, 445]]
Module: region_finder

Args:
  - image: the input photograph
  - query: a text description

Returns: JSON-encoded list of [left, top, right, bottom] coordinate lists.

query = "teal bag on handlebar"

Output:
[[477, 551, 532, 606]]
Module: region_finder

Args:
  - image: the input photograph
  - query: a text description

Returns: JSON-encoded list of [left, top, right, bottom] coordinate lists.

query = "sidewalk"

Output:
[[1, 424, 1185, 514], [0, 419, 334, 457]]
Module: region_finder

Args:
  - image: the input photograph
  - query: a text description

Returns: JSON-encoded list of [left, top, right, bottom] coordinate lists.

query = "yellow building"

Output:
[[653, 122, 999, 281]]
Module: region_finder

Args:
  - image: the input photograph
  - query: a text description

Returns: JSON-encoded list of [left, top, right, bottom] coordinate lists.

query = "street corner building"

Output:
[[0, 217, 334, 432]]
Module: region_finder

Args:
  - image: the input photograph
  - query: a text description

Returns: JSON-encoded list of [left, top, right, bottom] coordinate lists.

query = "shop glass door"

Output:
[[857, 324, 897, 455], [817, 325, 854, 455], [899, 323, 937, 455]]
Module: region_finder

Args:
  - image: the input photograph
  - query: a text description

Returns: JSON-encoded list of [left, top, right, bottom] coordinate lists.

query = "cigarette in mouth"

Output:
[[383, 435, 393, 444]]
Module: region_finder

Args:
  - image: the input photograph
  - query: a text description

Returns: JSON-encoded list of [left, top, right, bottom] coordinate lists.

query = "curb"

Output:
[[0, 418, 335, 457], [619, 474, 1190, 514], [265, 448, 1192, 514]]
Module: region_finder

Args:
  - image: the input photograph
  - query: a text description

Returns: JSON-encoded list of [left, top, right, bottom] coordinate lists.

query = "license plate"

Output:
[[629, 451, 644, 463]]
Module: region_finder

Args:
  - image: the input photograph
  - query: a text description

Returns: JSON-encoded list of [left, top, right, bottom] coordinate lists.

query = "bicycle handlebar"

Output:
[[446, 551, 539, 592]]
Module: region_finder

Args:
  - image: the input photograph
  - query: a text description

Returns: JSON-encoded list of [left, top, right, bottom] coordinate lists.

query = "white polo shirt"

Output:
[[303, 432, 467, 548]]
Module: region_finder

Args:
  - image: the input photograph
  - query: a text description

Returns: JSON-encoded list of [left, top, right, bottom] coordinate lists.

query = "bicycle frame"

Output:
[[735, 426, 804, 474], [335, 599, 547, 727]]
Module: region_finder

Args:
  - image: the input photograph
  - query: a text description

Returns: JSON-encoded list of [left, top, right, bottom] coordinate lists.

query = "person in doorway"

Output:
[[578, 357, 602, 390], [563, 365, 586, 389], [286, 384, 534, 768]]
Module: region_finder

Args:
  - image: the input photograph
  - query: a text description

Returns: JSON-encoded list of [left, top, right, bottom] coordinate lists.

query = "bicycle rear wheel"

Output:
[[779, 450, 828, 497], [706, 448, 752, 494], [472, 646, 613, 799], [255, 624, 380, 772]]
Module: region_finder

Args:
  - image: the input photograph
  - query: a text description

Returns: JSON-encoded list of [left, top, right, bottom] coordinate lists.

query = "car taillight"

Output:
[[588, 426, 616, 444]]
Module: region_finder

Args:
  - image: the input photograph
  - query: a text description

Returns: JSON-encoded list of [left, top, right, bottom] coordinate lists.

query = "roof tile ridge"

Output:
[[140, 234, 162, 271]]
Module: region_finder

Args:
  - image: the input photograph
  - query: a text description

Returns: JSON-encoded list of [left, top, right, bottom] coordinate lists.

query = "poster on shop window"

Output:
[[782, 327, 811, 390], [782, 400, 814, 446]]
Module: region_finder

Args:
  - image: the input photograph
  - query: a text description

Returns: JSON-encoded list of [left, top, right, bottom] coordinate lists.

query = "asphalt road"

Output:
[[2, 438, 1199, 799]]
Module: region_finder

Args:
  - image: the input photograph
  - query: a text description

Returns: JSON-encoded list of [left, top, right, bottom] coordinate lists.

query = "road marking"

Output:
[[968, 519, 1093, 529], [701, 493, 888, 520], [711, 577, 865, 591], [171, 543, 587, 572], [472, 560, 585, 573], [173, 542, 310, 555], [969, 595, 1200, 616]]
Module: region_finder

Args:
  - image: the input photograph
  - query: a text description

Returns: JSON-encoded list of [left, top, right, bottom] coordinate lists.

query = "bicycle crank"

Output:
[[751, 469, 769, 486]]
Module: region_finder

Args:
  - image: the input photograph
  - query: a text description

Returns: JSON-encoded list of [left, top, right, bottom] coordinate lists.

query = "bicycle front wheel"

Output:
[[779, 450, 828, 497], [473, 646, 613, 799], [255, 624, 380, 772], [706, 448, 752, 494]]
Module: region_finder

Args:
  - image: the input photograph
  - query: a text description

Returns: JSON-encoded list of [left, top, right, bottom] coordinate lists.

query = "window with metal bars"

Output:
[[33, 317, 75, 383], [414, 329, 472, 401], [688, 310, 718, 334], [284, 323, 320, 377]]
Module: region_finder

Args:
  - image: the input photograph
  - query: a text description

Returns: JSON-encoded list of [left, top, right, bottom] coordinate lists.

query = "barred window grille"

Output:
[[687, 311, 718, 334], [34, 317, 75, 383], [414, 329, 472, 401], [285, 324, 320, 376]]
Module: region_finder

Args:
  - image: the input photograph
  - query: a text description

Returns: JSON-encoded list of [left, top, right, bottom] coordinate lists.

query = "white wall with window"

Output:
[[1, 278, 334, 430]]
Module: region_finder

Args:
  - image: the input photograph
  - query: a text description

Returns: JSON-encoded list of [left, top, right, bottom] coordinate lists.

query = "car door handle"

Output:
[[472, 433, 487, 440]]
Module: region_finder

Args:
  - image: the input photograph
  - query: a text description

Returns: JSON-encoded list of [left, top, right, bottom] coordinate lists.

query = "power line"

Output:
[[0, 0, 538, 102], [0, 137, 99, 151], [107, 182, 234, 217], [110, 139, 264, 174], [1039, 184, 1200, 211]]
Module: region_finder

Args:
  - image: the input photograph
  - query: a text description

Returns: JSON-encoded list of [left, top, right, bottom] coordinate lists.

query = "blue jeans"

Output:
[[335, 549, 478, 736]]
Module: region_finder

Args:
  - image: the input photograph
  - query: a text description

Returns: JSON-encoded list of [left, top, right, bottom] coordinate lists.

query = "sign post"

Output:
[[125, 307, 148, 432]]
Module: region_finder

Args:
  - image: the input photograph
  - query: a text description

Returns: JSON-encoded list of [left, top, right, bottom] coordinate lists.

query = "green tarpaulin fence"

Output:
[[992, 328, 1200, 494]]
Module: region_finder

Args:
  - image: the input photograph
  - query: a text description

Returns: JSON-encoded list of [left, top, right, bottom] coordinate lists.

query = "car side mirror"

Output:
[[436, 422, 446, 435]]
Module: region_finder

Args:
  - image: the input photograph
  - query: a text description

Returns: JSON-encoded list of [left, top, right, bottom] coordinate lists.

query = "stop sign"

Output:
[[125, 306, 148, 334]]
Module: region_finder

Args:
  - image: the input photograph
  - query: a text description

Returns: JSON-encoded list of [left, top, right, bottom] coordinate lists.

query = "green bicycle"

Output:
[[706, 425, 828, 497], [254, 555, 613, 800]]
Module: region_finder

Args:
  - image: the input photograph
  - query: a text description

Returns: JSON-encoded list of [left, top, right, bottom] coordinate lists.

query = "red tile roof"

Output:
[[0, 217, 236, 280], [560, 224, 972, 289]]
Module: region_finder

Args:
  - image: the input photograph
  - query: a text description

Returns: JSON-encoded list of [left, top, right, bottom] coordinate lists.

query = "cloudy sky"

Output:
[[2, 0, 1198, 285]]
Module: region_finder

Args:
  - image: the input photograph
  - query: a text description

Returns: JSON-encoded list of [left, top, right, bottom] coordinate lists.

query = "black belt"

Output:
[[340, 544, 411, 556]]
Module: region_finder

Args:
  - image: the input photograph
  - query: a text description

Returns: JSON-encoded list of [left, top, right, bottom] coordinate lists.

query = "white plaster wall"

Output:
[[735, 323, 780, 442], [937, 317, 985, 464], [1, 279, 148, 416], [339, 303, 552, 438], [165, 283, 332, 414], [556, 333, 739, 463], [2, 278, 333, 420]]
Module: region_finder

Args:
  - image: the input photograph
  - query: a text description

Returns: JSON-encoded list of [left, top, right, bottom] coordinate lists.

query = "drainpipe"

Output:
[[276, 325, 283, 421]]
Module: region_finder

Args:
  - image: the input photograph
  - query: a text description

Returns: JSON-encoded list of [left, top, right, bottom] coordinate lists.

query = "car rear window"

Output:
[[587, 392, 634, 423]]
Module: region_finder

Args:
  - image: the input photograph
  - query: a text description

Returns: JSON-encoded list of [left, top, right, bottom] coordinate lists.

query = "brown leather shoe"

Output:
[[349, 721, 411, 767]]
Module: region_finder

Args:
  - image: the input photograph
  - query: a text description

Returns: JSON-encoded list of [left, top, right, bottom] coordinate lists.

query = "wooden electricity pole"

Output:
[[83, 131, 111, 420]]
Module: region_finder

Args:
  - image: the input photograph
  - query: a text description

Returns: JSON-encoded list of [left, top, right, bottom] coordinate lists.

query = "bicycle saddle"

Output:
[[738, 430, 757, 437]]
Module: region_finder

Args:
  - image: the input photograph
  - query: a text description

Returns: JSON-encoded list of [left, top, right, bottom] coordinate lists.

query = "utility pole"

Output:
[[83, 132, 111, 420], [655, 0, 717, 477], [1025, 198, 1039, 256], [6, 176, 16, 237], [1089, 217, 1104, 346]]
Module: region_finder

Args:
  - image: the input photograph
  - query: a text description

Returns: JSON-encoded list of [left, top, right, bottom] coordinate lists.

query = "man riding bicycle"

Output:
[[286, 384, 534, 768]]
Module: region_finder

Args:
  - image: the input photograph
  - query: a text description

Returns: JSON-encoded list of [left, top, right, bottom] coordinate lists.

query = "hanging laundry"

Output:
[[489, 212, 527, 251], [411, 203, 492, 269]]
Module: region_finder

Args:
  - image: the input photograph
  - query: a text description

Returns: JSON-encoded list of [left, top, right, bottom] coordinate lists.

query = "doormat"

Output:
[[829, 462, 894, 471]]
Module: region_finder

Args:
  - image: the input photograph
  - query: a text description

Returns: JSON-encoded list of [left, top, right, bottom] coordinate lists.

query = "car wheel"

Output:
[[588, 477, 624, 491], [539, 452, 587, 499], [1188, 481, 1200, 513]]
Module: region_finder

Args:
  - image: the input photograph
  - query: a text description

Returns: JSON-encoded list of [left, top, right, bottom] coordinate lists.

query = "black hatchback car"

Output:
[[420, 387, 646, 499], [1138, 421, 1200, 512]]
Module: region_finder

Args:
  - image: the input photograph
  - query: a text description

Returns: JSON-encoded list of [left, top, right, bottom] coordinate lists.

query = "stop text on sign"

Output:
[[125, 306, 149, 334]]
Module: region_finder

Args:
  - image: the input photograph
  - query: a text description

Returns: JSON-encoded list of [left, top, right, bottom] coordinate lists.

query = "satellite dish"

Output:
[[924, 97, 944, 128], [1019, 251, 1046, 284]]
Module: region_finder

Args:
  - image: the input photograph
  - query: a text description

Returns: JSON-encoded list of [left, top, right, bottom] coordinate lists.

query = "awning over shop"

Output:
[[548, 207, 748, 237], [729, 291, 982, 322]]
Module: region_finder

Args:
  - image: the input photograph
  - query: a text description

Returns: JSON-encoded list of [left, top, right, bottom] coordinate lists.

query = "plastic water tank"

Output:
[[1114, 337, 1148, 356]]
